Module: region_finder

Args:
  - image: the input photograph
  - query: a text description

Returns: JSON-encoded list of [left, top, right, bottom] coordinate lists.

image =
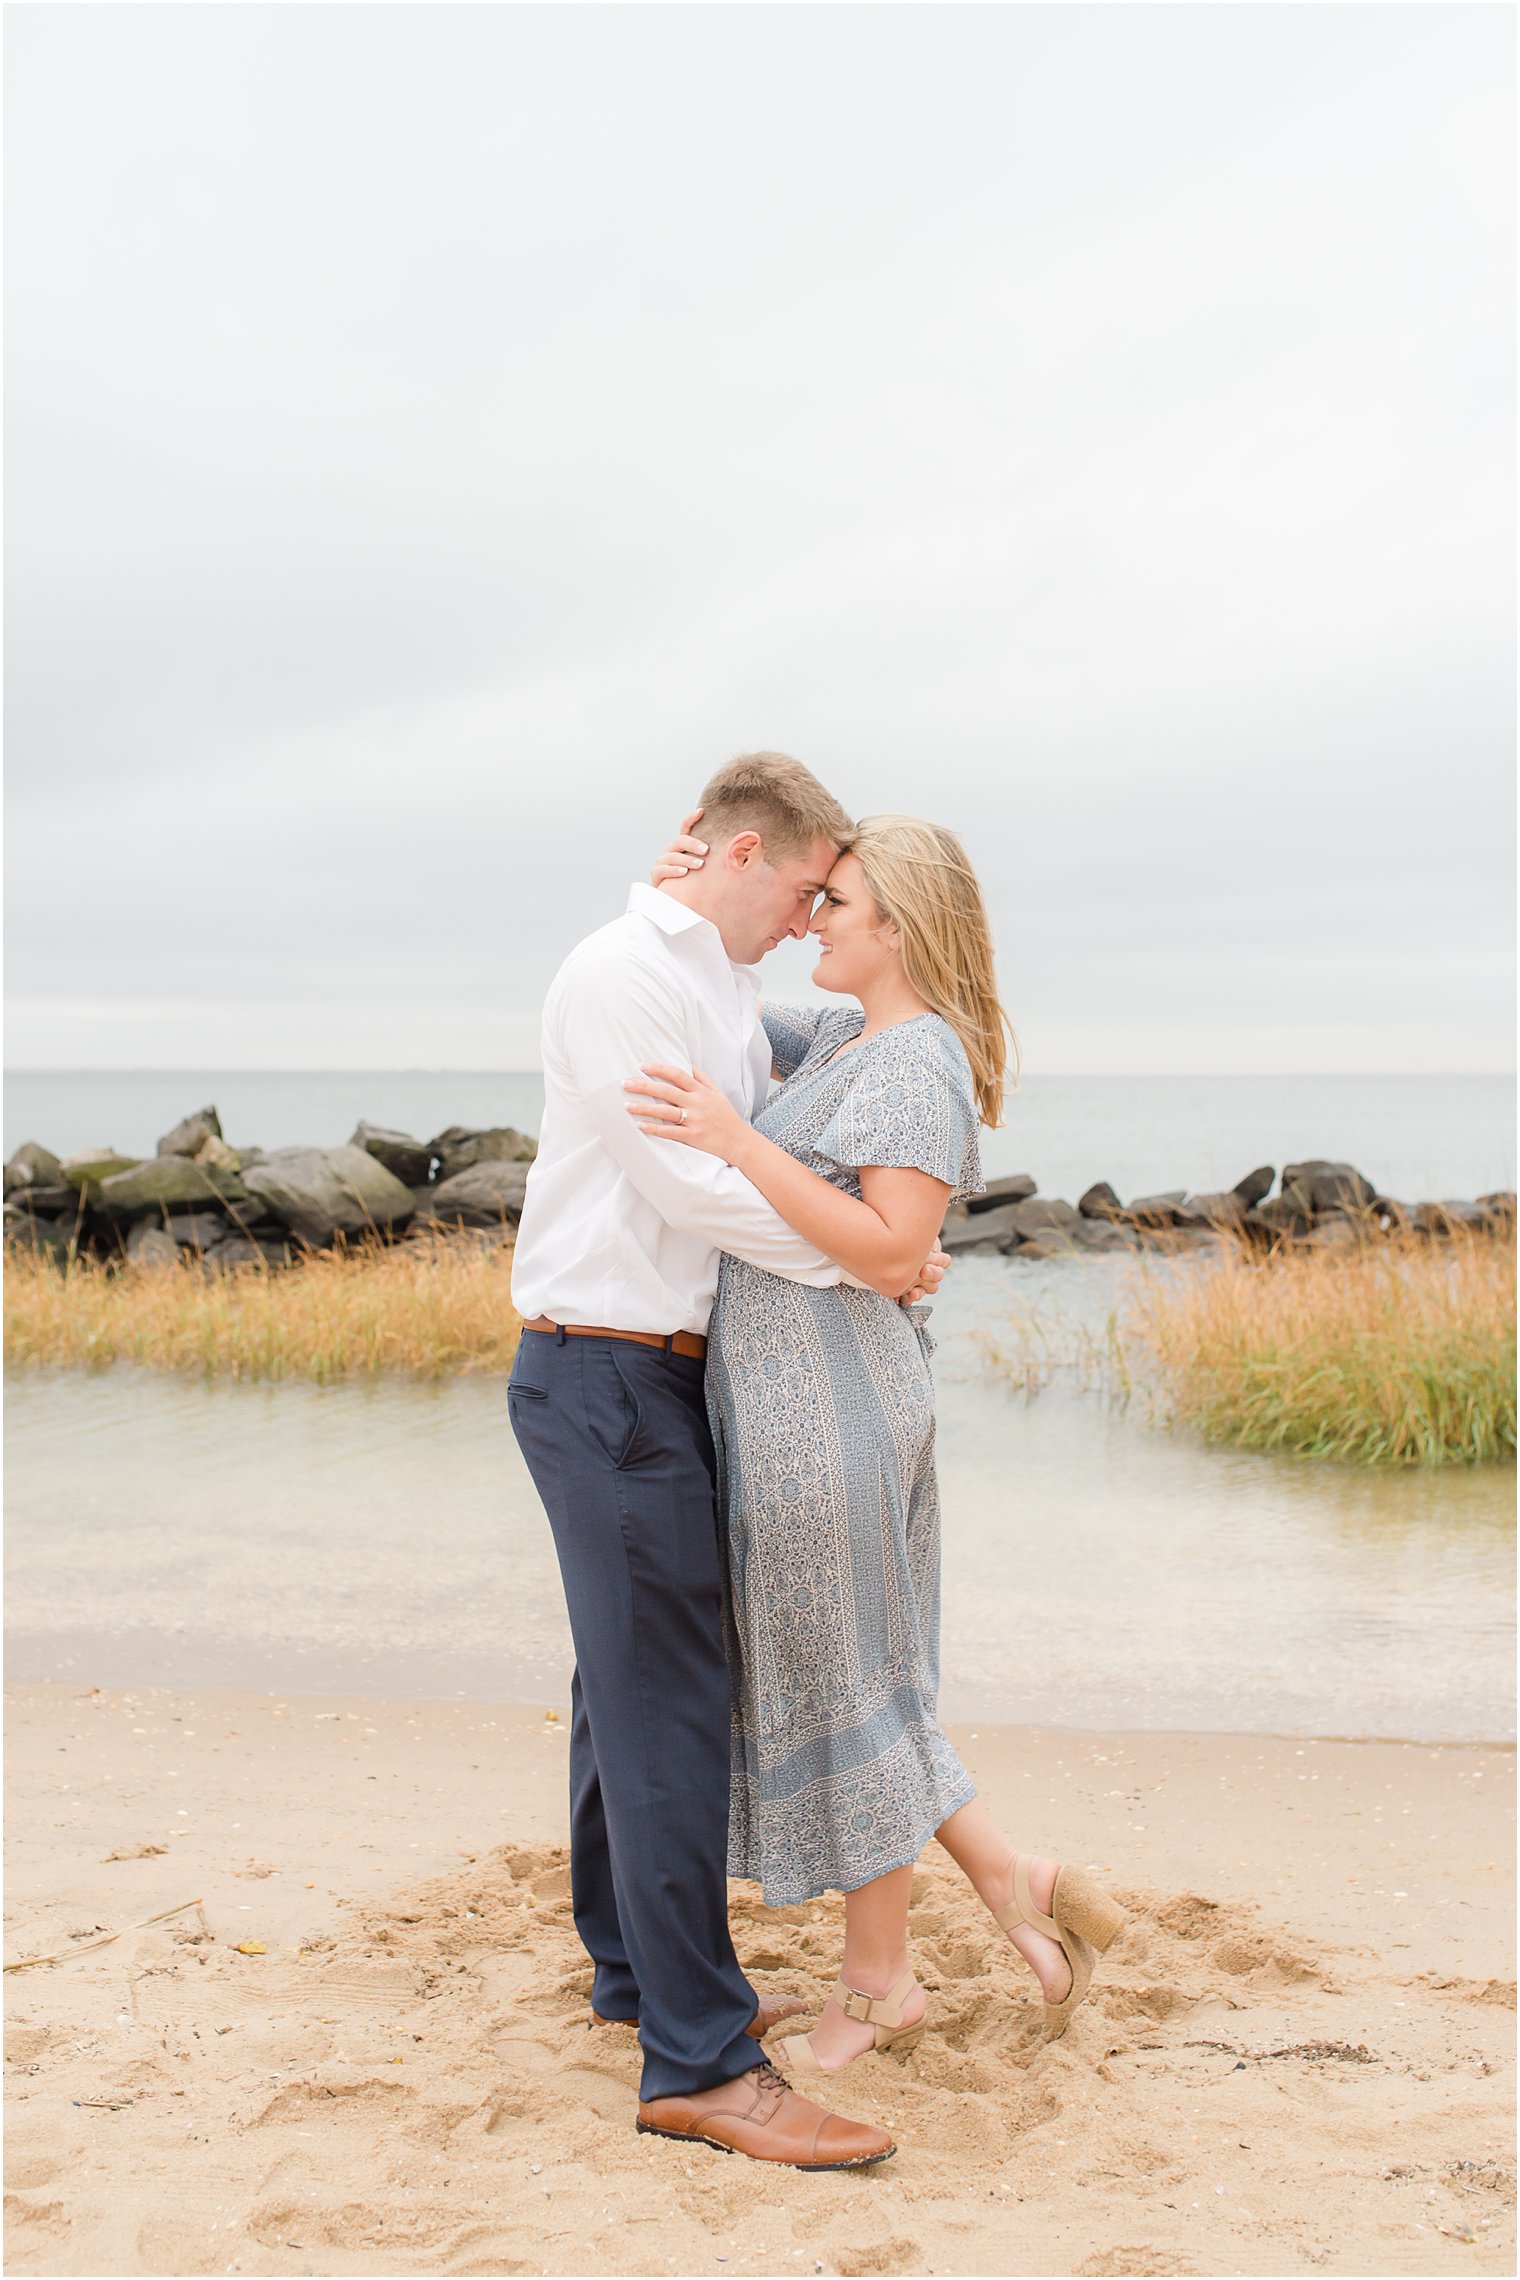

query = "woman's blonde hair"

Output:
[[846, 814, 1018, 1128]]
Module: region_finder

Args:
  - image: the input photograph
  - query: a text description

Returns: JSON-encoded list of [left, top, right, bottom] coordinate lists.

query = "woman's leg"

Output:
[[798, 1864, 927, 2070], [934, 1799, 1073, 2004]]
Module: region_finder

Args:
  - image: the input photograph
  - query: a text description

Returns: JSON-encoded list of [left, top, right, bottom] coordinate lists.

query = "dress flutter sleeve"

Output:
[[761, 1001, 830, 1080], [813, 1018, 985, 1202]]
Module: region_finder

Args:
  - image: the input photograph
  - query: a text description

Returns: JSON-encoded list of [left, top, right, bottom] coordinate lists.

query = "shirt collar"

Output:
[[627, 881, 710, 938], [626, 881, 761, 992]]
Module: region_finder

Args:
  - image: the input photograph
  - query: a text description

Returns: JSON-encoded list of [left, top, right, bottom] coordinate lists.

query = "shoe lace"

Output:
[[752, 2057, 791, 2094]]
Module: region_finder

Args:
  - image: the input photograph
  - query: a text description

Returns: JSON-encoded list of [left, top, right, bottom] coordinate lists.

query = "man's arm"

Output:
[[557, 951, 847, 1286]]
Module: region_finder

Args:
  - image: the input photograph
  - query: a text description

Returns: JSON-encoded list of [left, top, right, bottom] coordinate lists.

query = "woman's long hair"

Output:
[[846, 814, 1018, 1128]]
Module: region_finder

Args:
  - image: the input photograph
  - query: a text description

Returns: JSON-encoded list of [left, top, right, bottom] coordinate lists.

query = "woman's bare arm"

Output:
[[623, 1060, 949, 1297], [727, 1130, 951, 1299]]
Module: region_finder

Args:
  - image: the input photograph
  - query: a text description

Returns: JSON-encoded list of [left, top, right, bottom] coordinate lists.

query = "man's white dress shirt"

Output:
[[510, 884, 844, 1334]]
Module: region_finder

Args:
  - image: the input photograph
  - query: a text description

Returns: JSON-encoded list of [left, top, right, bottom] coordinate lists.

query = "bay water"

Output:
[[5, 1258, 1512, 1742], [4, 1068, 1515, 1206]]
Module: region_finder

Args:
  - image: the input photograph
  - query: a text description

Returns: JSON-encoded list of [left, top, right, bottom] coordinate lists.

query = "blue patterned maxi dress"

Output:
[[707, 1003, 985, 1906]]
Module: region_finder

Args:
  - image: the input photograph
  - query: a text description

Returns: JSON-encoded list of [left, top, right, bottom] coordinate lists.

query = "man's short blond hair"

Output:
[[696, 752, 854, 866]]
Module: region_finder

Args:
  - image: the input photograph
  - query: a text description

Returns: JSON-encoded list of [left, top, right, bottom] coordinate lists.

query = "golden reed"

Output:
[[1128, 1224, 1517, 1465], [6, 1224, 1514, 1464], [3, 1231, 522, 1384]]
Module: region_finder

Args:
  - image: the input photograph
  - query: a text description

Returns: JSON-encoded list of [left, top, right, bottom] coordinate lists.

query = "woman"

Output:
[[624, 812, 1125, 2075]]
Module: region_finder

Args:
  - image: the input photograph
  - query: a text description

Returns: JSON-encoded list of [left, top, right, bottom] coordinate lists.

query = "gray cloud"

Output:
[[5, 3, 1513, 1071]]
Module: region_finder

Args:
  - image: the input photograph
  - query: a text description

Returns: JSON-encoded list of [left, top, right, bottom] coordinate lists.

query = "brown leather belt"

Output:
[[521, 1314, 708, 1360]]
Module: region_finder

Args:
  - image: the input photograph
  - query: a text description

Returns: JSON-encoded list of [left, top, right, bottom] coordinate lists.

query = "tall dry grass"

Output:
[[1126, 1226, 1516, 1465], [3, 1232, 522, 1383], [966, 1303, 1131, 1399], [8, 1220, 1515, 1465]]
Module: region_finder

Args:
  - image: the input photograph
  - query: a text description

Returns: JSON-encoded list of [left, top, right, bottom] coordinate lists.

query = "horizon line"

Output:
[[5, 1067, 1516, 1082]]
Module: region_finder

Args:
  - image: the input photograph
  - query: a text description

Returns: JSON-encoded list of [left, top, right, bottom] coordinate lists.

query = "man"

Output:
[[509, 752, 943, 2170]]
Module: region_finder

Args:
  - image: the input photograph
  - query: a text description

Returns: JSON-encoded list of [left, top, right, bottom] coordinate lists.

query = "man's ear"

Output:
[[724, 830, 763, 870]]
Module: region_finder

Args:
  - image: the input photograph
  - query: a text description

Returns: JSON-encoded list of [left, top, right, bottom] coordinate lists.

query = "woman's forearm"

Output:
[[729, 1128, 927, 1296]]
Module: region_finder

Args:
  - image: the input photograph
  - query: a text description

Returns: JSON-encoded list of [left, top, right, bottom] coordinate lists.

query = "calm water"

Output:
[[3, 1067, 1515, 1205], [5, 1259, 1512, 1739]]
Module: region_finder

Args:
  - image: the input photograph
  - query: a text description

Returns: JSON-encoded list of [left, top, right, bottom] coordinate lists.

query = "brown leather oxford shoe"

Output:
[[589, 1993, 807, 2039], [636, 2059, 895, 2171]]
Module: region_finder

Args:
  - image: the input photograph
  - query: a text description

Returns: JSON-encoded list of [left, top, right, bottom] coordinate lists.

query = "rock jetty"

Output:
[[2, 1106, 537, 1269], [2, 1113, 1513, 1272], [941, 1160, 1516, 1261]]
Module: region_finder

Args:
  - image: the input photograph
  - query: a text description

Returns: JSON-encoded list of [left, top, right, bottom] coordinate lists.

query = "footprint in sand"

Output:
[[831, 2238, 927, 2277], [1077, 2250, 1196, 2278]]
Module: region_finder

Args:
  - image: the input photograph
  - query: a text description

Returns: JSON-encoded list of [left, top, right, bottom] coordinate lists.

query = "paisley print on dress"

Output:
[[708, 1004, 985, 1905]]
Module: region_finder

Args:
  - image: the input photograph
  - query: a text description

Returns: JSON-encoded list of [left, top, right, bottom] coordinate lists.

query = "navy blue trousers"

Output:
[[506, 1326, 758, 2102]]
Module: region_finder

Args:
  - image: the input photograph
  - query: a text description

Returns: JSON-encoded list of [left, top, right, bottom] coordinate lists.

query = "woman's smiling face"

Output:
[[808, 851, 900, 995]]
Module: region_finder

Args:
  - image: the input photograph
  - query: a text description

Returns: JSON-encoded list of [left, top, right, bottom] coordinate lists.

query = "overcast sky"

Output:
[[5, 3, 1514, 1074]]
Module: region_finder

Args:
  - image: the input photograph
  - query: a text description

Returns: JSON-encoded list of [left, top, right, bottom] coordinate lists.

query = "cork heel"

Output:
[[1052, 1866, 1128, 1953], [991, 1854, 1127, 2042]]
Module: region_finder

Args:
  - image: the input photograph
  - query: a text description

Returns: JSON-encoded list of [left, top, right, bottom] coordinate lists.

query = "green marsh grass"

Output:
[[1127, 1225, 1516, 1465], [977, 1225, 1516, 1466]]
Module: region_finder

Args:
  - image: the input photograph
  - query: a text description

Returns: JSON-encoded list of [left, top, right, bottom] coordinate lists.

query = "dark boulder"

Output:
[[1249, 1196, 1313, 1239], [1304, 1218, 1364, 1250], [939, 1205, 1022, 1252], [1066, 1216, 1137, 1253], [7, 1183, 80, 1219], [125, 1223, 180, 1267], [1078, 1181, 1123, 1220], [3, 1204, 74, 1261], [201, 1236, 264, 1271], [1006, 1197, 1080, 1240], [165, 1211, 233, 1252], [1180, 1191, 1248, 1230], [349, 1122, 434, 1188], [1232, 1165, 1275, 1208], [426, 1125, 537, 1181], [1280, 1160, 1377, 1213], [1412, 1199, 1488, 1234], [1124, 1191, 1189, 1227], [965, 1173, 1037, 1216], [3, 1141, 63, 1196], [242, 1145, 416, 1247], [96, 1158, 252, 1219], [157, 1106, 223, 1159], [1012, 1229, 1084, 1260], [1477, 1191, 1517, 1225], [204, 1232, 292, 1270], [414, 1161, 530, 1231]]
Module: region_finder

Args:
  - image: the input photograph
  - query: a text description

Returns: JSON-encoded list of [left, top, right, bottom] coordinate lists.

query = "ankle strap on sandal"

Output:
[[831, 1970, 918, 2029]]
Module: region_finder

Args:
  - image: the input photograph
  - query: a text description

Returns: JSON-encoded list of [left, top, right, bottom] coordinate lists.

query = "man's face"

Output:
[[722, 834, 839, 965]]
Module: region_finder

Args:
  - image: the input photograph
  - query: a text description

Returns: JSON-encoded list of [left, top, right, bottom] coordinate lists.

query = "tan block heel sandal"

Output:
[[992, 1858, 1127, 2040], [777, 1971, 926, 2074]]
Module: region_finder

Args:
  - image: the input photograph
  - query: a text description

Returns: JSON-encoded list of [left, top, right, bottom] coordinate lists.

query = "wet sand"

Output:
[[4, 1681, 1514, 2278]]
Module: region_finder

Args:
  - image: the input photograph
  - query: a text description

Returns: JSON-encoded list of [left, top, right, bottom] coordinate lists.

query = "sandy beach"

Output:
[[4, 1680, 1513, 2278]]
